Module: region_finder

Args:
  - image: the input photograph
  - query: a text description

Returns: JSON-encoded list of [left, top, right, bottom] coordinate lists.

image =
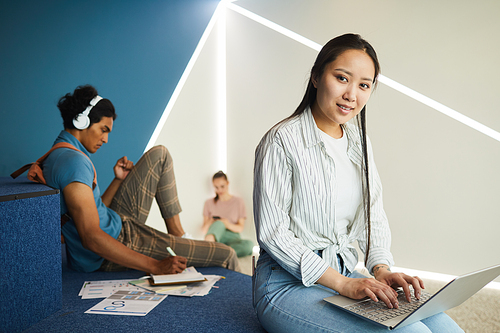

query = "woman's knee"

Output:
[[233, 240, 253, 257], [206, 220, 226, 240], [420, 312, 463, 332]]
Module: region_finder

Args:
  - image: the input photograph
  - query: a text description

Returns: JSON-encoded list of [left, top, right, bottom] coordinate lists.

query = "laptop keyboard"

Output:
[[343, 289, 432, 323]]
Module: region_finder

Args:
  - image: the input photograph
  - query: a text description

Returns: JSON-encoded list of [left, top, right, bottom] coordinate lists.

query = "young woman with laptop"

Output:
[[252, 33, 464, 332]]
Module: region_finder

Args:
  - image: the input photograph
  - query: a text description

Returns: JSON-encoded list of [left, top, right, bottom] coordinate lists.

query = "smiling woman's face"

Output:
[[311, 49, 375, 136]]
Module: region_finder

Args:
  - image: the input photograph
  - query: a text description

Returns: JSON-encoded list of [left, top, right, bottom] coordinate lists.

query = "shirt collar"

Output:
[[299, 107, 363, 166], [344, 121, 363, 166], [300, 107, 322, 148], [54, 130, 92, 159]]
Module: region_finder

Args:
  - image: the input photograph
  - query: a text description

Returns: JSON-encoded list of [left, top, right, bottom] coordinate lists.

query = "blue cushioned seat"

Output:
[[23, 246, 265, 332], [0, 177, 62, 333]]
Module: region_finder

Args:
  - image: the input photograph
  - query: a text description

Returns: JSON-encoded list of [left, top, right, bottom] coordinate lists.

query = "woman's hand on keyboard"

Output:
[[317, 266, 400, 309], [373, 266, 425, 303], [338, 276, 401, 309]]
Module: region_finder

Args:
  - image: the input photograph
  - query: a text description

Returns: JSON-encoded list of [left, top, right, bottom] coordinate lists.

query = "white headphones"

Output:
[[73, 95, 103, 130]]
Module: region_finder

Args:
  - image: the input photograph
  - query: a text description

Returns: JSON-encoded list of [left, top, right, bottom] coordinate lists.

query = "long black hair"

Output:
[[289, 33, 380, 266]]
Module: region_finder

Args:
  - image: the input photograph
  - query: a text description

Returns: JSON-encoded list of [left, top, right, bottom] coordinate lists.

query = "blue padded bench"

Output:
[[24, 248, 265, 333], [0, 177, 62, 333]]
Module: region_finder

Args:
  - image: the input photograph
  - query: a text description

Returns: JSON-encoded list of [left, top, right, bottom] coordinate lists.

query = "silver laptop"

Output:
[[323, 264, 500, 330]]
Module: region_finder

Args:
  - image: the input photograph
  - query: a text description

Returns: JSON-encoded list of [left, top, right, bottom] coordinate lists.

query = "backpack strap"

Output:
[[11, 142, 97, 190], [11, 142, 98, 239]]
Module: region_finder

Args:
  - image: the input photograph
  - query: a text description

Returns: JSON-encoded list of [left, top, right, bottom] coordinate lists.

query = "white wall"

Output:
[[148, 0, 500, 279], [146, 16, 222, 240]]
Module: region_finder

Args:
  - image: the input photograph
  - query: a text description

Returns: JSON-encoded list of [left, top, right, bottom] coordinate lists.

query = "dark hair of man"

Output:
[[57, 84, 117, 129], [288, 33, 380, 266], [213, 170, 228, 203]]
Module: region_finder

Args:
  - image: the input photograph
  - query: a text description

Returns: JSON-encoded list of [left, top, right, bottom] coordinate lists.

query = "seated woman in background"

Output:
[[202, 171, 253, 257]]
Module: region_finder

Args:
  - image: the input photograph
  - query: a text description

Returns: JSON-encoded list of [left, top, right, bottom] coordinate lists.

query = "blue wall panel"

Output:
[[0, 0, 219, 186]]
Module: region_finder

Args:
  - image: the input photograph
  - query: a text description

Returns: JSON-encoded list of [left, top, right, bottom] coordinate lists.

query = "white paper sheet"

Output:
[[85, 290, 166, 316], [78, 279, 143, 299], [161, 275, 222, 297]]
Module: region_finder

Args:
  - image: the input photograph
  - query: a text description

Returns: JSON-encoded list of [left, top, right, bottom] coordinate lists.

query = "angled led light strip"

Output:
[[144, 2, 225, 153], [217, 2, 227, 172], [378, 75, 500, 142], [226, 2, 322, 51], [226, 2, 500, 143]]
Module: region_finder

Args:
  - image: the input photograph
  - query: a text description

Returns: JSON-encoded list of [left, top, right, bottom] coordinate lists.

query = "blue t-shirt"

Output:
[[43, 130, 122, 272]]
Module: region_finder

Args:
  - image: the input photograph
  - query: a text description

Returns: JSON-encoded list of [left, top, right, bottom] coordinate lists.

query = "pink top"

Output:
[[203, 195, 247, 225]]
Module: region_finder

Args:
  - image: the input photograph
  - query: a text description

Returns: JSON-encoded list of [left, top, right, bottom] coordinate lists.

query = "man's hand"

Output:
[[153, 255, 188, 275], [102, 156, 134, 207], [114, 156, 134, 180]]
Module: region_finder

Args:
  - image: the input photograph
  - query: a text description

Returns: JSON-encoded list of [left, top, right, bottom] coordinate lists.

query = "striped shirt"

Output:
[[253, 108, 394, 287]]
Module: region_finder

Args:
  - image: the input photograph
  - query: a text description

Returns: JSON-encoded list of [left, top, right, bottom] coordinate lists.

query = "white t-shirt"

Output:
[[319, 129, 362, 235]]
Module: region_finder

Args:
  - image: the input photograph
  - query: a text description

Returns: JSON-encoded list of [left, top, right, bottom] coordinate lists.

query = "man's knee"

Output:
[[146, 145, 171, 161], [144, 145, 175, 173]]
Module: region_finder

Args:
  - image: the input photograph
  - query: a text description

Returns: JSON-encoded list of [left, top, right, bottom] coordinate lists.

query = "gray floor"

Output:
[[238, 256, 500, 333]]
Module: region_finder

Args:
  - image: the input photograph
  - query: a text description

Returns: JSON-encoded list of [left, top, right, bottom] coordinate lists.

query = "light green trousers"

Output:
[[207, 220, 253, 257]]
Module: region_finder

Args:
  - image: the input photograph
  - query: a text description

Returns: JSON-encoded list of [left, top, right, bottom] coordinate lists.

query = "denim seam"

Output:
[[262, 292, 343, 333], [262, 266, 343, 333]]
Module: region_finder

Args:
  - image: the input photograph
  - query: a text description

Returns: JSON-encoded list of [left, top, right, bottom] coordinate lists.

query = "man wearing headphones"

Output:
[[41, 85, 240, 274]]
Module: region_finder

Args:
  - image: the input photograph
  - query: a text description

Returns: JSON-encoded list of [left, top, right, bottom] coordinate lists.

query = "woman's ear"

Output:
[[311, 74, 318, 89]]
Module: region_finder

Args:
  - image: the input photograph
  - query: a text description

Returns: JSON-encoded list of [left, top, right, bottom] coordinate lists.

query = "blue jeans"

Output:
[[252, 251, 464, 333]]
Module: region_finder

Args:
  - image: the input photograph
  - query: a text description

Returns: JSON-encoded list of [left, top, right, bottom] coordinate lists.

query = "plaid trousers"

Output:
[[100, 145, 240, 272]]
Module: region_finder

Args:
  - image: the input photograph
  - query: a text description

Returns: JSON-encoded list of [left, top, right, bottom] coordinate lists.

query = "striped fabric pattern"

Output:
[[100, 219, 240, 272], [110, 145, 182, 224], [253, 108, 394, 287]]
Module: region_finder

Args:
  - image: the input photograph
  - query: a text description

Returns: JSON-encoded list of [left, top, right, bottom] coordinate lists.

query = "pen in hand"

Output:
[[165, 246, 187, 274], [166, 246, 177, 256]]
